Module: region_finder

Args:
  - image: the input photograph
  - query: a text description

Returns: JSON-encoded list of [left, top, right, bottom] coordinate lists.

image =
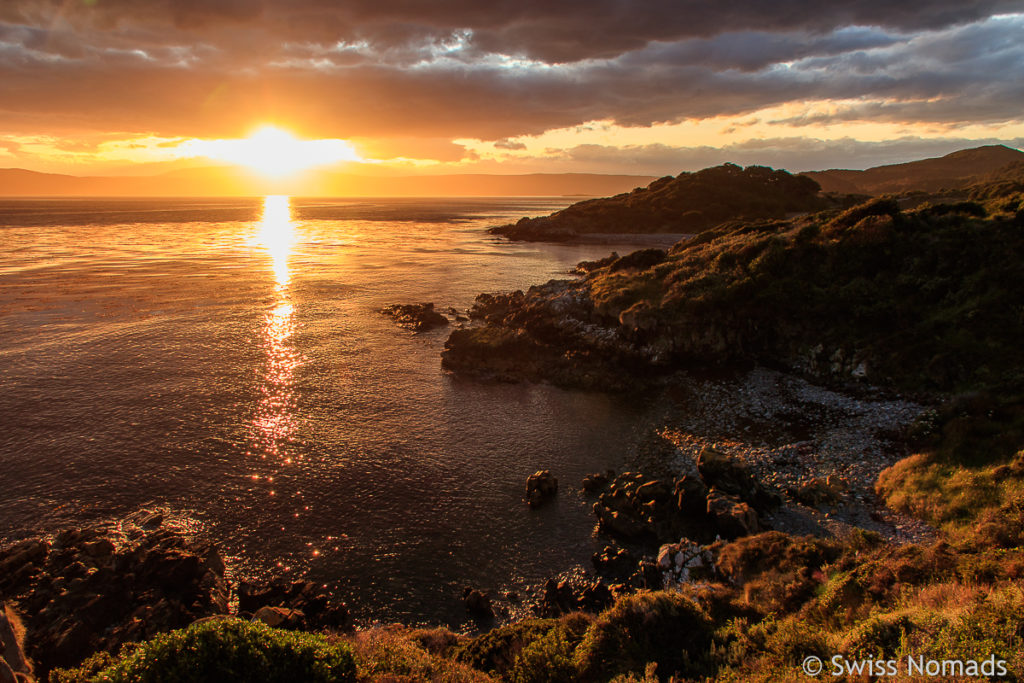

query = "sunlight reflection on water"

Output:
[[250, 196, 301, 467]]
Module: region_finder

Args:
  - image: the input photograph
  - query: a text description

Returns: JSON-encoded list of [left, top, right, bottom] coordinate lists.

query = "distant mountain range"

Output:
[[802, 145, 1024, 195], [0, 166, 656, 198]]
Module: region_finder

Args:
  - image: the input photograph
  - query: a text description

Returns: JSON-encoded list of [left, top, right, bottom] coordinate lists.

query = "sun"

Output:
[[178, 125, 362, 177]]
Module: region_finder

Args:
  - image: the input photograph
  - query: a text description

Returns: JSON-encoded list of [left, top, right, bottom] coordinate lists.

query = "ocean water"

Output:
[[0, 196, 661, 627]]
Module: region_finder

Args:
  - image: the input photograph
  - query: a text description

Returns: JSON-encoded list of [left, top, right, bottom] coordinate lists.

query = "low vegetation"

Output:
[[490, 164, 827, 240], [50, 619, 356, 682]]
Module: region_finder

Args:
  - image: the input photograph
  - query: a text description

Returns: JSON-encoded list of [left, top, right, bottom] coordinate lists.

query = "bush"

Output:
[[50, 619, 355, 683], [573, 591, 712, 681]]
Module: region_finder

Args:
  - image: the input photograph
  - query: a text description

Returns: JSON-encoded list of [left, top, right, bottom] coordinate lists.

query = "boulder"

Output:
[[581, 471, 611, 493], [462, 588, 493, 618], [593, 504, 650, 541], [656, 539, 716, 584], [380, 302, 449, 332], [592, 544, 635, 577], [706, 489, 762, 540], [537, 579, 575, 617], [578, 582, 614, 613], [238, 580, 348, 630], [697, 448, 779, 510], [253, 606, 306, 630], [525, 470, 558, 507], [674, 475, 710, 515]]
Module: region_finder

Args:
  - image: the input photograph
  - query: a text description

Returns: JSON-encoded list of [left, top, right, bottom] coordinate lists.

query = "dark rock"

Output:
[[0, 605, 33, 683], [706, 489, 762, 540], [593, 503, 650, 541], [463, 589, 493, 618], [138, 512, 164, 529], [578, 582, 614, 613], [237, 580, 347, 630], [697, 448, 779, 510], [581, 472, 609, 493], [0, 542, 48, 582], [381, 302, 449, 332], [630, 559, 664, 590], [635, 479, 671, 505], [537, 579, 575, 617], [592, 544, 636, 577], [1, 525, 231, 678], [82, 540, 115, 558], [253, 606, 306, 630], [674, 475, 710, 515], [525, 470, 558, 508]]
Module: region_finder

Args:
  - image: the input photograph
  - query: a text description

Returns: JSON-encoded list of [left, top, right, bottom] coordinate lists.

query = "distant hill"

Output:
[[0, 166, 655, 198], [803, 145, 1024, 195], [490, 164, 826, 241]]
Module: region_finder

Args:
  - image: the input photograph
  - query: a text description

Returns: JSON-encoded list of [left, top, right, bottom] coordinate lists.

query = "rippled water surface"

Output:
[[0, 196, 660, 626]]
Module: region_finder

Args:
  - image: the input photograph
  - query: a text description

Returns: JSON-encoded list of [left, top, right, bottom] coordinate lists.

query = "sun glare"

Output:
[[178, 125, 362, 177]]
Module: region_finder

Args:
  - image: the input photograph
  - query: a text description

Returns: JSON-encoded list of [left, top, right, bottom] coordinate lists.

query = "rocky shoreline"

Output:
[[0, 513, 348, 680]]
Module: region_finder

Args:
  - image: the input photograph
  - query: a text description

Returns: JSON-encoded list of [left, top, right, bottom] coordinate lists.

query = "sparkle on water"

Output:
[[250, 196, 302, 464]]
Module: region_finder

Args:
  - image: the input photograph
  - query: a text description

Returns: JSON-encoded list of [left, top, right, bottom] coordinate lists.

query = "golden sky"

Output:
[[0, 1, 1022, 178]]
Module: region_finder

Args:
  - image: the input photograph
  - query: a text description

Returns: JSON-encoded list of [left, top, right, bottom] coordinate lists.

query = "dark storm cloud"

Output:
[[3, 0, 1019, 60], [0, 1, 1021, 140]]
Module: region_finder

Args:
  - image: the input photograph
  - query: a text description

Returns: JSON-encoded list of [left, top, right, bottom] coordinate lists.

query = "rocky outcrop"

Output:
[[381, 302, 449, 332], [441, 280, 651, 391], [581, 471, 613, 493], [525, 470, 559, 508], [0, 521, 352, 678], [656, 539, 716, 586], [535, 579, 614, 618], [452, 191, 1024, 395], [591, 461, 779, 546], [237, 579, 349, 631], [697, 447, 781, 511], [0, 526, 229, 677]]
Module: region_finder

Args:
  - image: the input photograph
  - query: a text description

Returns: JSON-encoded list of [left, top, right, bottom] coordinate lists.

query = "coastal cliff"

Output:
[[451, 193, 1024, 395]]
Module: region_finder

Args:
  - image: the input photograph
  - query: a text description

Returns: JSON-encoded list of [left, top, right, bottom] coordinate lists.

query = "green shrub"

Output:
[[573, 591, 712, 681], [51, 619, 355, 683], [456, 619, 559, 676]]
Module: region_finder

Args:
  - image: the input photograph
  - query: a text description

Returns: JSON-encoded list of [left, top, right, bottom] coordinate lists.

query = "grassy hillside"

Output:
[[490, 164, 826, 241], [803, 145, 1024, 195]]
